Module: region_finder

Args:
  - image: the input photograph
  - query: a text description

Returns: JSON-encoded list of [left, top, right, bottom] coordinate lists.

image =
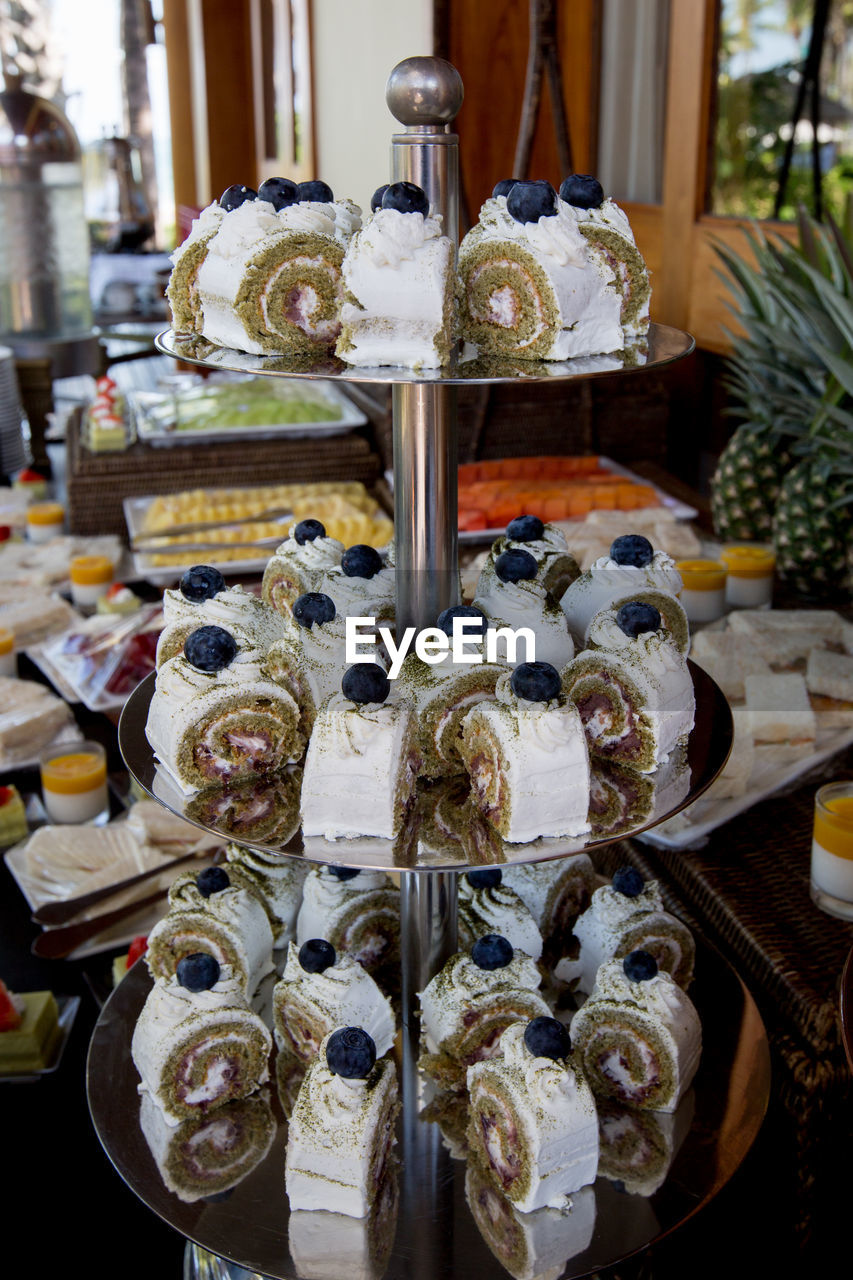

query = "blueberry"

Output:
[[510, 661, 561, 703], [506, 515, 545, 543], [326, 1026, 377, 1079], [293, 592, 336, 628], [506, 179, 558, 224], [558, 174, 605, 209], [436, 605, 488, 638], [612, 865, 644, 898], [370, 184, 389, 212], [471, 933, 514, 970], [341, 544, 383, 579], [258, 176, 299, 210], [341, 663, 390, 705], [616, 601, 661, 639], [382, 181, 429, 216], [327, 866, 361, 881], [466, 868, 502, 889], [184, 625, 238, 673], [196, 866, 231, 898], [297, 179, 334, 202], [524, 1015, 571, 1061], [495, 548, 538, 583], [219, 185, 257, 211], [610, 534, 654, 568], [179, 564, 226, 603], [492, 179, 520, 199], [623, 949, 659, 982], [176, 952, 221, 992], [293, 518, 326, 545], [298, 938, 337, 973]]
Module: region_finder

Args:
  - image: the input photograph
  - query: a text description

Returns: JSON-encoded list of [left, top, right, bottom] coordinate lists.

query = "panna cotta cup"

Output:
[[40, 740, 110, 825], [811, 781, 853, 921]]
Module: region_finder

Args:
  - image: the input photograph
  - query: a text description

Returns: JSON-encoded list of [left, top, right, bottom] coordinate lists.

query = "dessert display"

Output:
[[272, 938, 395, 1062], [262, 519, 345, 619], [285, 1027, 400, 1218], [457, 869, 544, 962], [457, 178, 625, 361], [559, 533, 686, 650], [295, 867, 401, 980], [145, 624, 305, 794], [131, 956, 273, 1125], [569, 952, 702, 1113], [0, 783, 28, 847], [562, 866, 695, 995], [336, 181, 455, 369], [458, 665, 591, 843], [466, 1017, 599, 1211], [69, 554, 114, 608], [300, 666, 420, 841], [417, 936, 551, 1091], [146, 866, 275, 999], [563, 601, 695, 774], [0, 980, 60, 1074], [156, 565, 287, 667], [171, 179, 361, 356]]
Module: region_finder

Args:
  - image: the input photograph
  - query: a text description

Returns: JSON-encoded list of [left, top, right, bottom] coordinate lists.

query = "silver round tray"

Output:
[[118, 662, 731, 873], [155, 323, 694, 385], [88, 941, 770, 1280]]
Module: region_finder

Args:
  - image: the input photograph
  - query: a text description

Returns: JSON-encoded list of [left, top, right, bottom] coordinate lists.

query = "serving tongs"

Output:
[[30, 849, 200, 926], [131, 505, 293, 552]]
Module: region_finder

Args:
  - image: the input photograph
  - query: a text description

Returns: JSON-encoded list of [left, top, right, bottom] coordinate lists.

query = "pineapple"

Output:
[[711, 426, 791, 543], [772, 457, 853, 597]]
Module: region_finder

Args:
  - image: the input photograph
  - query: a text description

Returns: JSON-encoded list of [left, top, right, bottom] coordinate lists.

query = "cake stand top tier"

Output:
[[155, 323, 694, 386]]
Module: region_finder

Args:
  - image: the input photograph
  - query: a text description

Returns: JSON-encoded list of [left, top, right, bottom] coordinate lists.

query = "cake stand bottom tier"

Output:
[[88, 941, 769, 1280]]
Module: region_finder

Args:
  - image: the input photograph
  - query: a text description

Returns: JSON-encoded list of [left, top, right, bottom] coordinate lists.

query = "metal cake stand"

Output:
[[93, 56, 758, 1280]]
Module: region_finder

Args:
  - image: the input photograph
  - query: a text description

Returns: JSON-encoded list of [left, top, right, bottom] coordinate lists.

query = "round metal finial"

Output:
[[386, 56, 463, 126]]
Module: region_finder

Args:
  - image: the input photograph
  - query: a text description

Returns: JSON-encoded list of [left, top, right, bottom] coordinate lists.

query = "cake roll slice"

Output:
[[458, 666, 590, 844], [467, 1018, 599, 1212], [457, 869, 544, 963], [570, 952, 702, 1113], [145, 628, 305, 796], [317, 543, 396, 625], [563, 603, 694, 774], [588, 760, 655, 837], [156, 567, 287, 668], [295, 866, 400, 981], [131, 958, 273, 1127], [418, 937, 551, 1092], [473, 550, 574, 672], [146, 867, 275, 999], [336, 183, 455, 369], [224, 841, 308, 948], [559, 173, 651, 339], [300, 669, 420, 842], [466, 1159, 596, 1280], [285, 1027, 400, 1218], [458, 182, 623, 361], [166, 202, 226, 332], [272, 939, 395, 1062], [562, 868, 695, 994], [475, 515, 581, 603], [501, 855, 597, 954], [559, 533, 686, 650], [183, 768, 303, 845], [597, 1091, 695, 1196], [262, 520, 345, 620], [139, 1090, 276, 1202]]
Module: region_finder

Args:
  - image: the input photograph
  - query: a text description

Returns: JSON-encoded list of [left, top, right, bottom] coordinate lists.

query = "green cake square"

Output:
[[0, 992, 61, 1074]]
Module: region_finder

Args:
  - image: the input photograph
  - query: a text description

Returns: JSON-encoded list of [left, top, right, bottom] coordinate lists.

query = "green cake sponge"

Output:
[[0, 991, 60, 1074]]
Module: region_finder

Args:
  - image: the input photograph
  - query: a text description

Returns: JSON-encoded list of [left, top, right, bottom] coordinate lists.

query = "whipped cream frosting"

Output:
[[318, 565, 396, 620], [467, 1020, 599, 1211], [568, 880, 682, 995], [300, 692, 417, 840], [271, 527, 346, 574], [501, 854, 594, 932], [296, 865, 398, 944], [153, 873, 275, 996], [349, 207, 445, 268], [560, 550, 683, 642], [170, 203, 226, 263], [419, 949, 545, 1052], [473, 579, 573, 670], [561, 195, 637, 243], [475, 198, 591, 268], [224, 841, 307, 945], [461, 672, 590, 843], [275, 940, 395, 1058], [285, 1029, 398, 1216], [458, 877, 543, 962], [158, 585, 286, 665]]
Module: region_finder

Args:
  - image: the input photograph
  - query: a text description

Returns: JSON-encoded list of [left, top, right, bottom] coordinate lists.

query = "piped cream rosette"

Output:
[[272, 940, 395, 1062], [562, 610, 694, 775], [458, 195, 623, 361], [457, 874, 544, 962], [139, 1090, 276, 1202], [156, 583, 287, 668], [262, 526, 345, 620], [559, 549, 686, 650], [569, 958, 702, 1113], [476, 523, 581, 602], [131, 964, 273, 1127]]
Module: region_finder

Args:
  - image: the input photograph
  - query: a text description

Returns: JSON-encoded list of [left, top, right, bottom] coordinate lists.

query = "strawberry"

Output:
[[127, 935, 148, 967], [0, 979, 22, 1031]]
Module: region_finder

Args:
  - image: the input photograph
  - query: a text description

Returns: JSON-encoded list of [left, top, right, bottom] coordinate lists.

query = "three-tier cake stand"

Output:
[[87, 57, 770, 1280]]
